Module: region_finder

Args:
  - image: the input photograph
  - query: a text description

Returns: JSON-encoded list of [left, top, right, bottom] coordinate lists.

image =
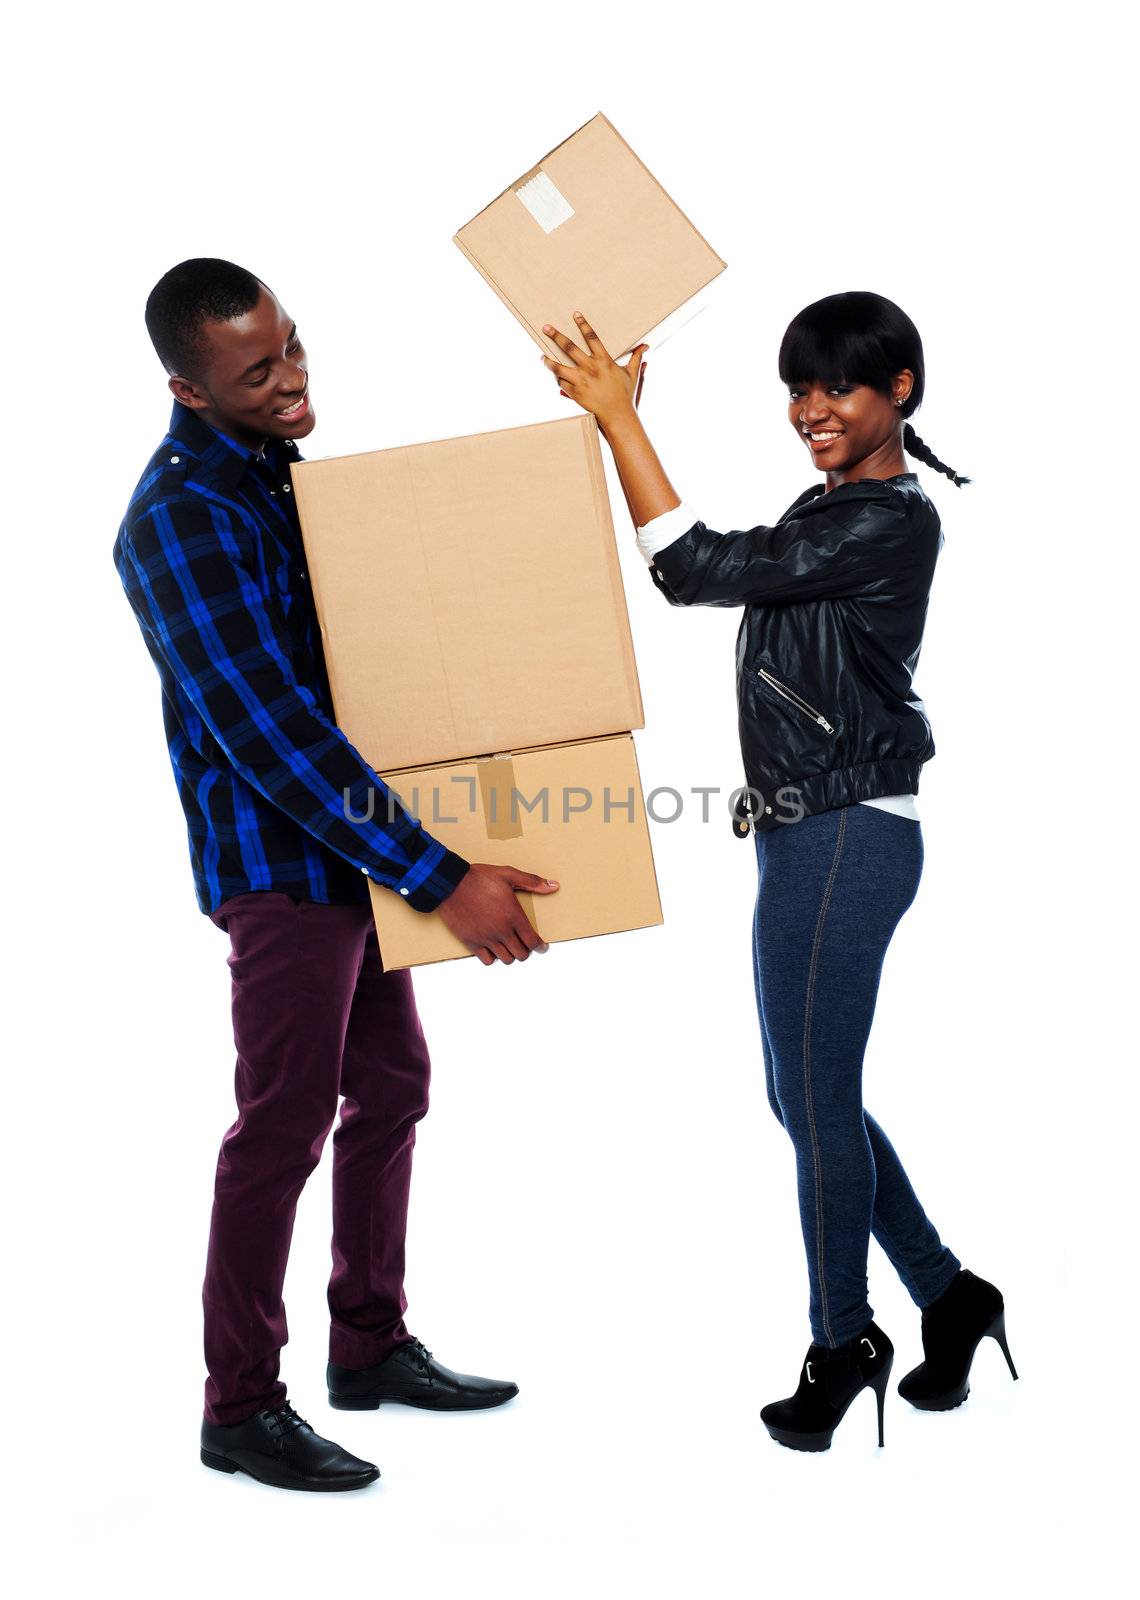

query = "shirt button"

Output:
[[399, 887, 409, 896], [282, 484, 292, 493], [361, 866, 369, 875], [170, 455, 180, 464]]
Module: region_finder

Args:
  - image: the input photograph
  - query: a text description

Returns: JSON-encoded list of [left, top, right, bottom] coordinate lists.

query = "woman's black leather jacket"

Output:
[[646, 472, 944, 836]]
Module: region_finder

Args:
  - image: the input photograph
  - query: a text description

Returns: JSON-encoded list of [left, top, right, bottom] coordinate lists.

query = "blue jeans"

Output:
[[752, 804, 961, 1346]]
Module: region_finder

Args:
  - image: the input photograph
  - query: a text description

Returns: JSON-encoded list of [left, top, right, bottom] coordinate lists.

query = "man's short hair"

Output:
[[145, 258, 267, 380]]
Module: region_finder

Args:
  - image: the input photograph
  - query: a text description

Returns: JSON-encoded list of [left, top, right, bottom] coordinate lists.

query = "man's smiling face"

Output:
[[168, 285, 316, 450]]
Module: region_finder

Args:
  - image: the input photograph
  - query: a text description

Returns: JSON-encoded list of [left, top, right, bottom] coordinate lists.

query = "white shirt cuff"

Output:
[[635, 500, 701, 564]]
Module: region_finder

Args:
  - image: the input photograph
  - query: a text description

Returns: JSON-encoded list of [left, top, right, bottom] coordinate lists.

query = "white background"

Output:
[[6, 2, 1133, 1594]]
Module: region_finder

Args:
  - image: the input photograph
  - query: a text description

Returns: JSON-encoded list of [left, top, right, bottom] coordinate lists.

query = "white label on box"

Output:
[[513, 169, 574, 233]]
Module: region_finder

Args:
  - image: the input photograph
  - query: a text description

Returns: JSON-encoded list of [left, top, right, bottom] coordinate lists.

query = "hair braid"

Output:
[[903, 424, 971, 488]]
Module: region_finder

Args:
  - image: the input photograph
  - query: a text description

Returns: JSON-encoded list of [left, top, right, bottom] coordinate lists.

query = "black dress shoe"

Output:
[[898, 1268, 1019, 1411], [761, 1321, 895, 1452], [200, 1400, 380, 1491], [328, 1337, 519, 1412]]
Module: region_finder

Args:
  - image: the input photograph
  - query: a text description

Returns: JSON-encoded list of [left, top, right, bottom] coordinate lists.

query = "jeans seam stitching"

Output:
[[803, 806, 848, 1347]]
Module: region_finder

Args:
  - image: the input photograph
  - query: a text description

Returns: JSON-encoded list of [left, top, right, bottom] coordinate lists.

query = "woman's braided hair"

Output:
[[779, 290, 971, 488], [902, 423, 971, 488]]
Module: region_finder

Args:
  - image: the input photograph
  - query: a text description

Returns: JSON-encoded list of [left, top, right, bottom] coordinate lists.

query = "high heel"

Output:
[[870, 1361, 891, 1447], [898, 1268, 1019, 1411], [989, 1308, 1019, 1381], [761, 1321, 894, 1452]]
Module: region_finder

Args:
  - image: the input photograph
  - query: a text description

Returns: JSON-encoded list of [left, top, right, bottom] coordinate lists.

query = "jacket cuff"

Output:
[[648, 534, 696, 601], [635, 499, 701, 563]]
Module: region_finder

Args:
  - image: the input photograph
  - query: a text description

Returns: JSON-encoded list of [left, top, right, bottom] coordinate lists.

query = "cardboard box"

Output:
[[291, 414, 642, 772], [454, 111, 726, 365], [290, 414, 661, 969], [368, 735, 663, 969]]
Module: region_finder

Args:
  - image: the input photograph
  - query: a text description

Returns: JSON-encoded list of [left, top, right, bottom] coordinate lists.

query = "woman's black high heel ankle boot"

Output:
[[761, 1320, 894, 1452], [897, 1268, 1018, 1411]]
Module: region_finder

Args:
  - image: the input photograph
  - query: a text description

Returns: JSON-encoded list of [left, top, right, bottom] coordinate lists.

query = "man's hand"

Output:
[[541, 313, 648, 432], [434, 862, 559, 965]]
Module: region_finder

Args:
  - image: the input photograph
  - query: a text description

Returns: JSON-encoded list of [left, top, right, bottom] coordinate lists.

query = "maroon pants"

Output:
[[202, 890, 431, 1425]]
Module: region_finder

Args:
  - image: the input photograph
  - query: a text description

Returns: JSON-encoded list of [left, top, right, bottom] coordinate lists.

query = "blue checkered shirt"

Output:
[[113, 400, 471, 915]]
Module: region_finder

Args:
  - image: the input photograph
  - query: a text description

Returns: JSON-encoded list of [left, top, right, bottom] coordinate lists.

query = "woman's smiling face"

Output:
[[787, 373, 912, 476]]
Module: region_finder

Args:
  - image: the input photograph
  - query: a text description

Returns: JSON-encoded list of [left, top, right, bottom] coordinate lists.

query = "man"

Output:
[[114, 258, 559, 1492]]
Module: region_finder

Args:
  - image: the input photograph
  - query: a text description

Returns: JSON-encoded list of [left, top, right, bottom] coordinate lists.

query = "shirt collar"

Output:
[[165, 399, 300, 490]]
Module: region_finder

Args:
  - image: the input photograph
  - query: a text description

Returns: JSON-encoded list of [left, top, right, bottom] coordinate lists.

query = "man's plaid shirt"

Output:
[[113, 400, 471, 915]]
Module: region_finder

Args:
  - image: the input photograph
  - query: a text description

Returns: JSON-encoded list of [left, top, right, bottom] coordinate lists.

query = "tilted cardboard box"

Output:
[[290, 414, 662, 968], [454, 112, 726, 367]]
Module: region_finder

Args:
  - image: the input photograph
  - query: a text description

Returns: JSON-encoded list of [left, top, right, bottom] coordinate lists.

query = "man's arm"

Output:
[[119, 494, 469, 911]]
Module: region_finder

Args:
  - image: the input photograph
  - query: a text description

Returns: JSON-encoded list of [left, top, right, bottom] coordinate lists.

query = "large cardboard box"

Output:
[[367, 736, 662, 969], [290, 415, 661, 969], [454, 111, 726, 366], [290, 414, 642, 771]]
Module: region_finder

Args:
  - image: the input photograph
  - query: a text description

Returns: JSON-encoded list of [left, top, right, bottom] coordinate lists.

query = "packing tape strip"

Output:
[[477, 756, 539, 937], [478, 755, 522, 841], [513, 168, 575, 234]]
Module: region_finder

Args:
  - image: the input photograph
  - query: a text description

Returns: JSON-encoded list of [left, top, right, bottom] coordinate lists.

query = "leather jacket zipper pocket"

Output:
[[755, 667, 836, 734]]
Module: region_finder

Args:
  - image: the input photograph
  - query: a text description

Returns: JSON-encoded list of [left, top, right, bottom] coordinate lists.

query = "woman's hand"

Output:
[[541, 312, 647, 433], [543, 311, 679, 529]]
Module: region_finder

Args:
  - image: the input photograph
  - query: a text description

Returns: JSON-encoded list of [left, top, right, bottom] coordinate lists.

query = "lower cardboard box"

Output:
[[368, 733, 662, 969]]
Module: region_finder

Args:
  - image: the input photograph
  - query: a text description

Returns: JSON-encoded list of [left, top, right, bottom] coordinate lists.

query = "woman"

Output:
[[540, 290, 1017, 1452]]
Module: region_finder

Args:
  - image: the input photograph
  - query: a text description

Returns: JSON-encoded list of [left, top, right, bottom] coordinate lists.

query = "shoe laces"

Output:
[[407, 1337, 434, 1373], [264, 1402, 308, 1440]]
